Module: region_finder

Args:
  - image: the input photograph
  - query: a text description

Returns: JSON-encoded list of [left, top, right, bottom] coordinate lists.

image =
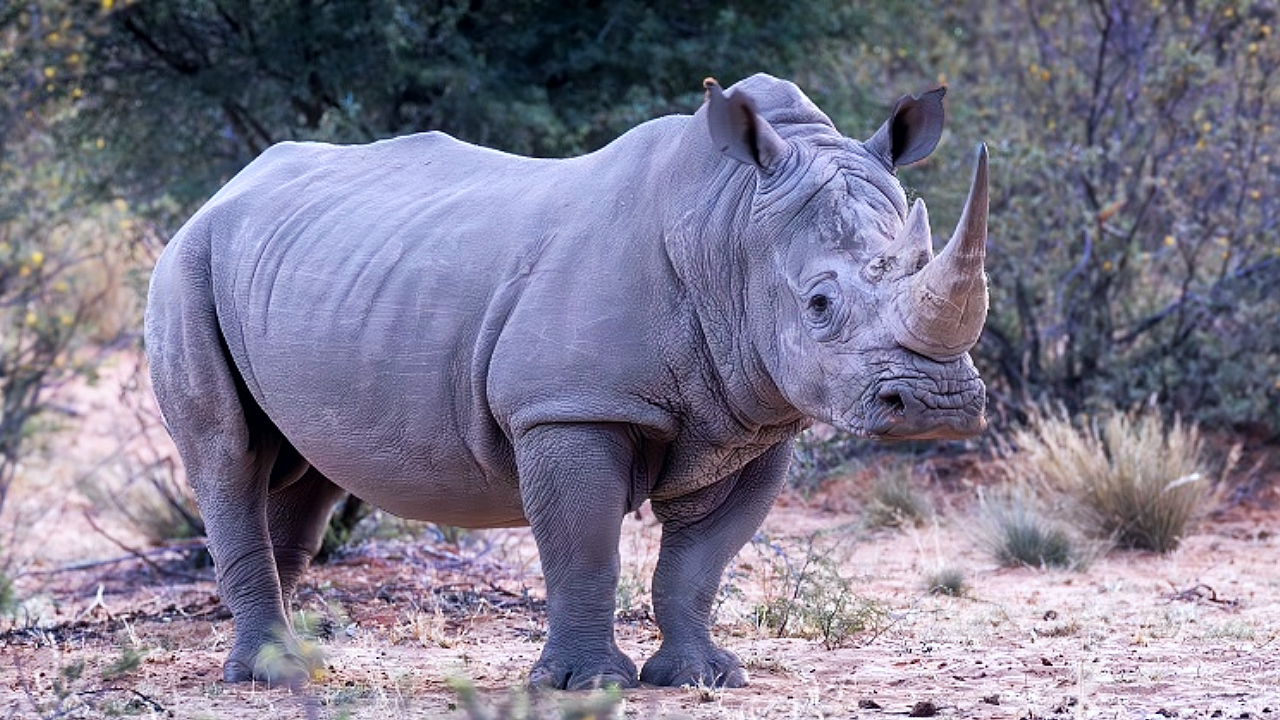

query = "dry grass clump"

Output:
[[976, 487, 1083, 569], [924, 566, 967, 597], [864, 463, 931, 529], [1005, 407, 1211, 553]]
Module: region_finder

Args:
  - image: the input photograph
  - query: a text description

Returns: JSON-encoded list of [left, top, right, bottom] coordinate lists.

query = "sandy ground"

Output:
[[1, 358, 1278, 719]]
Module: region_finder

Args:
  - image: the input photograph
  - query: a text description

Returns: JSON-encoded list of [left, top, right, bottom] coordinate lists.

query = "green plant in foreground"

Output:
[[448, 678, 623, 720], [1007, 407, 1210, 553], [252, 617, 328, 688], [0, 560, 14, 616], [101, 644, 149, 680]]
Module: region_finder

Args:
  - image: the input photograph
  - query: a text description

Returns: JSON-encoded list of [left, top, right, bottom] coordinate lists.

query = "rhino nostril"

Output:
[[879, 390, 906, 416]]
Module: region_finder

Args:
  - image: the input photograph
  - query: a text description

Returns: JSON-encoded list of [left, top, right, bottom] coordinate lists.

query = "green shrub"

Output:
[[940, 0, 1280, 434], [449, 678, 623, 720], [751, 534, 888, 649]]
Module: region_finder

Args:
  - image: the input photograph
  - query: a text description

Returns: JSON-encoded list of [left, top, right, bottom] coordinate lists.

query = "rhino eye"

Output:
[[801, 277, 840, 339]]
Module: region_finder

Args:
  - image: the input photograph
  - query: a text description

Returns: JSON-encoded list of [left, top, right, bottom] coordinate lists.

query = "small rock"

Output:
[[982, 694, 1000, 705], [908, 700, 940, 717], [858, 698, 883, 709]]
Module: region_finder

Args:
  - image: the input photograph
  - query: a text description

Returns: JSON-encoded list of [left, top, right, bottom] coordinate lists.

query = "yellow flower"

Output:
[[113, 198, 129, 212], [59, 313, 74, 326], [1163, 235, 1176, 247], [30, 250, 44, 267], [72, 87, 83, 99], [95, 137, 105, 149], [1102, 260, 1113, 272], [43, 66, 55, 78], [102, 0, 114, 9], [0, 241, 10, 254], [1250, 190, 1262, 201], [25, 311, 38, 326], [19, 265, 31, 277], [1201, 121, 1212, 133], [54, 281, 69, 292]]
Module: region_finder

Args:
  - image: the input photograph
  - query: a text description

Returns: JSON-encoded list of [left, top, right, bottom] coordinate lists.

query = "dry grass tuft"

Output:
[[863, 463, 931, 529], [1005, 407, 1211, 553], [924, 566, 967, 597], [976, 487, 1083, 569]]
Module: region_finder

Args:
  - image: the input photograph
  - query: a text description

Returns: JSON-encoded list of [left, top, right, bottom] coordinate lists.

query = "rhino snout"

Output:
[[864, 382, 987, 440]]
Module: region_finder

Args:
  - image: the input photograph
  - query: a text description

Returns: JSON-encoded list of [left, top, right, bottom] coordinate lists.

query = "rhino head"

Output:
[[688, 75, 988, 441]]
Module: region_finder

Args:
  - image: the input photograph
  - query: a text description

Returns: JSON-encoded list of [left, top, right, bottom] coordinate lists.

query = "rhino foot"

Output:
[[528, 646, 638, 691], [640, 643, 748, 688]]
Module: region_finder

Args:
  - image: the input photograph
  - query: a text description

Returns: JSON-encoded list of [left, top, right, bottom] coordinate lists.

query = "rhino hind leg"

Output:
[[268, 465, 347, 604], [148, 232, 331, 686], [642, 441, 792, 688], [155, 381, 296, 683]]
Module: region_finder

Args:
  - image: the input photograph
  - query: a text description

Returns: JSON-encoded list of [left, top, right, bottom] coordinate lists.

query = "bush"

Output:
[[940, 0, 1280, 435], [751, 533, 888, 649], [1006, 407, 1210, 553]]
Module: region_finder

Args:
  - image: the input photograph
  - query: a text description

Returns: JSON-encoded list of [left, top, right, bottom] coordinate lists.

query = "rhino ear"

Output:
[[866, 86, 946, 168], [703, 77, 790, 171]]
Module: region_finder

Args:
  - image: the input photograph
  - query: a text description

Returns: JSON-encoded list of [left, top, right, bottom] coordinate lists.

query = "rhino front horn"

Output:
[[890, 143, 989, 360]]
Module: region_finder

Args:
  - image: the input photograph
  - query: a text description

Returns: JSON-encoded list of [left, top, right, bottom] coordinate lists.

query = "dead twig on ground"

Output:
[[81, 510, 206, 583], [1165, 582, 1241, 609]]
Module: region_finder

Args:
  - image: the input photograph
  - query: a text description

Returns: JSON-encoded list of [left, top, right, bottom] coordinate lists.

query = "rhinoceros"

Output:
[[145, 73, 989, 690]]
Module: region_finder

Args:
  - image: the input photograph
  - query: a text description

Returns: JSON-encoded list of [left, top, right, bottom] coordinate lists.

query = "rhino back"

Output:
[[187, 124, 689, 524]]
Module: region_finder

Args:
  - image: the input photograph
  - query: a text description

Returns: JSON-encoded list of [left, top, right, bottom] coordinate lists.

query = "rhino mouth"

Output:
[[849, 372, 987, 441]]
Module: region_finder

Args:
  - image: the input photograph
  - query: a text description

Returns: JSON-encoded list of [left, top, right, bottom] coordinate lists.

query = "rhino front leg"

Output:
[[516, 424, 639, 690], [642, 440, 791, 688]]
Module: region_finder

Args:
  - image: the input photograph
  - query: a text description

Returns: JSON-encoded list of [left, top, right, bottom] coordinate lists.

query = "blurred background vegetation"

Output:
[[1, 0, 1277, 529]]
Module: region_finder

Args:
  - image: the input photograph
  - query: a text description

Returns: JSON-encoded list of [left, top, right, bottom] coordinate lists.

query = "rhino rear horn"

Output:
[[704, 78, 790, 171], [889, 143, 989, 359]]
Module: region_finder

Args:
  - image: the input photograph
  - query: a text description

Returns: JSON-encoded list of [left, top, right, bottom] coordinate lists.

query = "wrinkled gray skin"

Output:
[[145, 74, 989, 690]]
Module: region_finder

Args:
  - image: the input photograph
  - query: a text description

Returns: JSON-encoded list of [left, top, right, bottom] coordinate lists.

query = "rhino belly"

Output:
[[237, 294, 527, 528], [274, 404, 528, 528]]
